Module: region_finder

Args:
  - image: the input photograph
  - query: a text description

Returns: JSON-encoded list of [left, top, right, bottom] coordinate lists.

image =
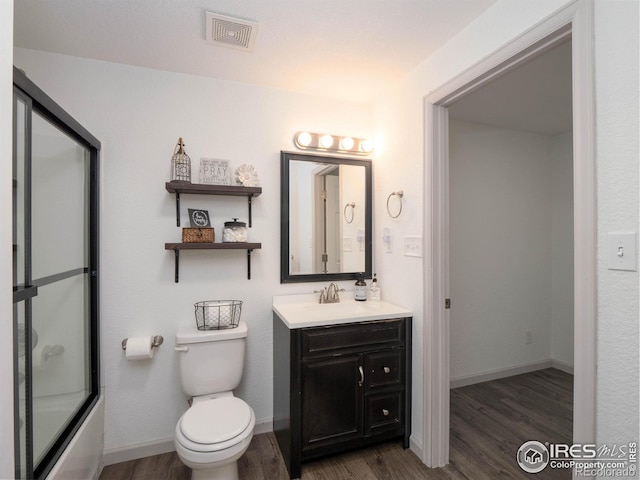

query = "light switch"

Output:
[[404, 236, 423, 257], [608, 232, 637, 271]]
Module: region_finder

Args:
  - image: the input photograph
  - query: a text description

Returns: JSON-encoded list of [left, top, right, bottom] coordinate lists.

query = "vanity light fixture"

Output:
[[294, 131, 373, 156]]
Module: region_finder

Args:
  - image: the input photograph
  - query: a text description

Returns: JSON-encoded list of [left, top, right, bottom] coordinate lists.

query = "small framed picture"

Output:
[[200, 158, 231, 185], [188, 209, 211, 228]]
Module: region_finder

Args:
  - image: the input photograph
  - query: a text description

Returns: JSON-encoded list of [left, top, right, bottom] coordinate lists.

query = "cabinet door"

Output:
[[302, 355, 363, 450]]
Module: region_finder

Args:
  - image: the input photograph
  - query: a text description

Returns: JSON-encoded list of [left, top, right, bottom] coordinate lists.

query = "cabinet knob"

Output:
[[383, 366, 390, 374], [382, 409, 390, 416]]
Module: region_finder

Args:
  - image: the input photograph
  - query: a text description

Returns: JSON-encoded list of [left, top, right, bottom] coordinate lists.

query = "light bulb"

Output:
[[340, 137, 354, 151], [296, 131, 312, 147], [360, 138, 373, 153], [320, 134, 334, 149]]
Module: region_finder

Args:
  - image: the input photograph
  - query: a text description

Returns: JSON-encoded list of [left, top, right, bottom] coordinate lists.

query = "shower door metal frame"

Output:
[[12, 67, 101, 480]]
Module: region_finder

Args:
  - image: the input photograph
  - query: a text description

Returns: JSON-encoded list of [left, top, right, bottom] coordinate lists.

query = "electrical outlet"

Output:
[[525, 331, 532, 345]]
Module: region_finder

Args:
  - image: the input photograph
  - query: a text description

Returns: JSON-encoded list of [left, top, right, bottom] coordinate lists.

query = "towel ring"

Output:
[[343, 202, 355, 224], [386, 191, 404, 218]]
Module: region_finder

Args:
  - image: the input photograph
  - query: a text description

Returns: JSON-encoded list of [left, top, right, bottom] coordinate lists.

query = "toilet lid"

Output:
[[180, 397, 252, 445]]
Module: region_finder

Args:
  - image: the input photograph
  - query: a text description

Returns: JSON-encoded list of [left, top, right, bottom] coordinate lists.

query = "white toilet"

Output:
[[174, 321, 255, 480]]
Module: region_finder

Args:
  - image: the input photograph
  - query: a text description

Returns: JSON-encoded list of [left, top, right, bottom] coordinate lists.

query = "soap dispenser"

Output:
[[354, 273, 367, 302], [369, 273, 381, 301]]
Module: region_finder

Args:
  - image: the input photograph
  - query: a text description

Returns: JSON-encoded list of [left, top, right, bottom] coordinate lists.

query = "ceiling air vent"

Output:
[[205, 12, 259, 52]]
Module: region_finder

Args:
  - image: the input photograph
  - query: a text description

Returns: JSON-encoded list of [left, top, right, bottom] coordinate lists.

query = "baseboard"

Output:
[[551, 359, 574, 375], [450, 359, 555, 389], [103, 418, 274, 466], [103, 437, 175, 466], [254, 418, 273, 435], [409, 436, 424, 461]]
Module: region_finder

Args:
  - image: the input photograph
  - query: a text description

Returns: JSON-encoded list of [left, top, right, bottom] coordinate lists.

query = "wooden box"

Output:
[[182, 227, 214, 243]]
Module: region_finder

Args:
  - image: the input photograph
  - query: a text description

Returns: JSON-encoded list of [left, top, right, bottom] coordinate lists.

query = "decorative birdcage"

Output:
[[171, 137, 191, 182]]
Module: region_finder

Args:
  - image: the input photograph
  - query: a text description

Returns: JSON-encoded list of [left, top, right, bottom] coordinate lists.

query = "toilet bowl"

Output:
[[175, 395, 256, 480], [174, 321, 253, 479]]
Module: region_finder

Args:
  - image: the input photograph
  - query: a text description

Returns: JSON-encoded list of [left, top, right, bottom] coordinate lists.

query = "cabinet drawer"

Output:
[[365, 392, 403, 435], [365, 350, 403, 390], [302, 319, 405, 358]]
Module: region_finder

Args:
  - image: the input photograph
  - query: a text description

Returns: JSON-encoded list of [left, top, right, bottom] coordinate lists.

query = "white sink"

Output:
[[273, 294, 412, 329]]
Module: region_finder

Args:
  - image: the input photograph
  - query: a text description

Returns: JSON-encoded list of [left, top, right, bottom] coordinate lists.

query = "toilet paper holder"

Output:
[[121, 335, 164, 351]]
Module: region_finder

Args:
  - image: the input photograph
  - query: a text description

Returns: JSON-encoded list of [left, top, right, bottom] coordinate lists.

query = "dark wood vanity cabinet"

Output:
[[273, 315, 412, 479]]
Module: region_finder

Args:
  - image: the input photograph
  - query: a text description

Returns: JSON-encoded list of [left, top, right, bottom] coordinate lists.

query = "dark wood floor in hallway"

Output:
[[100, 368, 572, 479]]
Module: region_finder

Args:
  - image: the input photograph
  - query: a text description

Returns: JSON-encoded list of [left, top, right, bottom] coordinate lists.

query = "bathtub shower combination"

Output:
[[12, 68, 101, 479]]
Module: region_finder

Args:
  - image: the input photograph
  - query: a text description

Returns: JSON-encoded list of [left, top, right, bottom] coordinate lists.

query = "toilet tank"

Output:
[[175, 321, 248, 397]]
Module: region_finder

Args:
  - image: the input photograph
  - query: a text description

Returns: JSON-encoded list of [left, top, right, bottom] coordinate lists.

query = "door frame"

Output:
[[422, 0, 596, 468]]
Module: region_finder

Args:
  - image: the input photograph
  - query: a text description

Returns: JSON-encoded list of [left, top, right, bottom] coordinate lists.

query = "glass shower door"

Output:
[[13, 71, 100, 480], [30, 111, 92, 466]]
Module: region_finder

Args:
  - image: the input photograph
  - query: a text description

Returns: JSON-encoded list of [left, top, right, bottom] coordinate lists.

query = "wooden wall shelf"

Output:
[[164, 242, 262, 282], [165, 181, 262, 227]]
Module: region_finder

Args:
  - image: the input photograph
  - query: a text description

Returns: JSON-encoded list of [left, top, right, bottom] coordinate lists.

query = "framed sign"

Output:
[[188, 209, 211, 228], [200, 158, 231, 185]]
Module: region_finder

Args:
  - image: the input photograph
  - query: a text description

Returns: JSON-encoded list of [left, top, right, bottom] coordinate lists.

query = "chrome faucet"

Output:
[[314, 283, 343, 303], [325, 283, 341, 303]]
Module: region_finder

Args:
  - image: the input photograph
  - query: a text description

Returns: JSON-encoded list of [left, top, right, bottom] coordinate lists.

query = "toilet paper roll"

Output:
[[125, 336, 154, 360]]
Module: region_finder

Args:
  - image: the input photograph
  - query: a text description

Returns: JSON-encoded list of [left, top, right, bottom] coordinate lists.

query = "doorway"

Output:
[[448, 39, 574, 388], [446, 38, 574, 476], [422, 2, 596, 469]]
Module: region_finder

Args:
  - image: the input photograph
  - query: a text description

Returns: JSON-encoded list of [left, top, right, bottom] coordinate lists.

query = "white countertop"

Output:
[[273, 293, 412, 329]]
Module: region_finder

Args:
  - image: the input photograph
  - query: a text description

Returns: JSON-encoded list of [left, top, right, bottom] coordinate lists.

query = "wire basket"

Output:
[[194, 300, 242, 330]]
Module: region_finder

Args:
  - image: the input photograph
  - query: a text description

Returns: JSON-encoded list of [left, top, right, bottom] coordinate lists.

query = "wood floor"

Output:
[[100, 368, 572, 480]]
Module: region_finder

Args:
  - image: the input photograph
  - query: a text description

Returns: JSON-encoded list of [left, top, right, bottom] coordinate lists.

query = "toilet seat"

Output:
[[176, 397, 254, 453]]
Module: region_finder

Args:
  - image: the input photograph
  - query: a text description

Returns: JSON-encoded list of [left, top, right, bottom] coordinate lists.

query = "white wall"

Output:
[[374, 0, 638, 458], [0, 0, 15, 477], [14, 48, 373, 454], [594, 0, 639, 447], [550, 132, 574, 368], [449, 121, 574, 382], [449, 120, 554, 380]]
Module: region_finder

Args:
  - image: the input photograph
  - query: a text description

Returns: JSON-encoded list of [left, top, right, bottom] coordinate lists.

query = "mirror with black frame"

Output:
[[281, 151, 372, 283]]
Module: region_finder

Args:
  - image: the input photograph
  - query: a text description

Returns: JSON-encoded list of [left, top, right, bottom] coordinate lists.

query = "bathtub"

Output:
[[30, 391, 84, 464], [42, 392, 104, 480]]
